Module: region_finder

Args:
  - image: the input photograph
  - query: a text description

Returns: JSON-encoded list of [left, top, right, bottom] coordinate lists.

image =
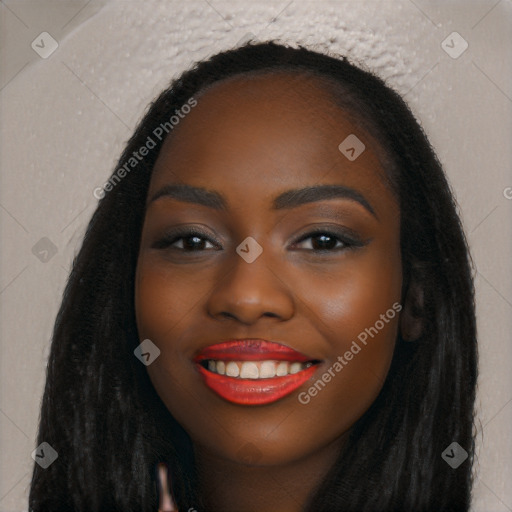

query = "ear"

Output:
[[400, 276, 424, 342]]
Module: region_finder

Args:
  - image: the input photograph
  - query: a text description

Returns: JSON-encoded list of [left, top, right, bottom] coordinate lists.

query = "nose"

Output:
[[206, 247, 295, 325]]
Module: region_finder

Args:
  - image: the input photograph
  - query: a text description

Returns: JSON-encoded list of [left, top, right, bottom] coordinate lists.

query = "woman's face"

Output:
[[135, 72, 402, 466]]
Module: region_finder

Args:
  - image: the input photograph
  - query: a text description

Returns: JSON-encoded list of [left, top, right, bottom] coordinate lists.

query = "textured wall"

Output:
[[1, 1, 511, 510]]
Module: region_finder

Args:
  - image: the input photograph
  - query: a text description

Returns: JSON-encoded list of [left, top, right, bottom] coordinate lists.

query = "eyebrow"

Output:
[[149, 183, 376, 217]]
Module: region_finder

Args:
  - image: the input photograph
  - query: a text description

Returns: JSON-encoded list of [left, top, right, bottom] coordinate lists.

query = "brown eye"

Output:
[[152, 229, 219, 251], [292, 228, 365, 253]]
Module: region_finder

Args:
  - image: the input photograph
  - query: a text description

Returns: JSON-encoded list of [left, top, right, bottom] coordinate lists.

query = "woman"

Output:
[[29, 41, 477, 511]]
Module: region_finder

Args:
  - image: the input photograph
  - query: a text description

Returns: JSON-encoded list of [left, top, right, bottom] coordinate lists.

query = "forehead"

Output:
[[150, 71, 396, 215]]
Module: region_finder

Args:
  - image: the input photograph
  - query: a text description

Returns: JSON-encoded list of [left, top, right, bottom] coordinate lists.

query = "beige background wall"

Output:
[[1, 1, 511, 510]]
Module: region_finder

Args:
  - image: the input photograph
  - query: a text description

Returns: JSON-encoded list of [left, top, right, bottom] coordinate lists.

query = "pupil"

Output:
[[184, 236, 204, 250], [313, 234, 336, 250]]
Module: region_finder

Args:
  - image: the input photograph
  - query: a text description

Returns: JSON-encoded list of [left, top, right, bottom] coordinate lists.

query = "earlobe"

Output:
[[400, 278, 424, 342]]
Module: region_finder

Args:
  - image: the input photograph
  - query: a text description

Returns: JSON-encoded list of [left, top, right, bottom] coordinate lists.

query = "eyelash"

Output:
[[152, 227, 366, 254]]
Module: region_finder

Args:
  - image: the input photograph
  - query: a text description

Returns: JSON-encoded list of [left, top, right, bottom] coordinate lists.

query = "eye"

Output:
[[152, 229, 219, 251], [291, 228, 365, 252]]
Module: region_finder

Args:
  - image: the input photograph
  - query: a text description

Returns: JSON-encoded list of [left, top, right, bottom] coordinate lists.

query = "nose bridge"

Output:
[[232, 237, 273, 291], [206, 236, 294, 323]]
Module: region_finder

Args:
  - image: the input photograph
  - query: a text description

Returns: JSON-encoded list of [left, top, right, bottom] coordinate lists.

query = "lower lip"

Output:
[[196, 364, 319, 405]]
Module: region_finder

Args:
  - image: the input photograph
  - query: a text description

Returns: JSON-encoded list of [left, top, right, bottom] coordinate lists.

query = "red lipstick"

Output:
[[194, 339, 320, 405]]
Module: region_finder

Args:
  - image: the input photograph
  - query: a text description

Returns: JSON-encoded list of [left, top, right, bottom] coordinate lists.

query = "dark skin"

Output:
[[135, 72, 416, 512]]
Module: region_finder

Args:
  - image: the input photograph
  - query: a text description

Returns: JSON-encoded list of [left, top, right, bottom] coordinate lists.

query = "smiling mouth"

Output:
[[199, 359, 317, 379], [194, 339, 322, 405]]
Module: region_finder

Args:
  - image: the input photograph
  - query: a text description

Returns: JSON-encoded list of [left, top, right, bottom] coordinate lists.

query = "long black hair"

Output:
[[29, 40, 477, 511]]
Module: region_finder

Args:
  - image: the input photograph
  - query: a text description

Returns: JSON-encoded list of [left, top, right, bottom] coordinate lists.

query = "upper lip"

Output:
[[194, 338, 317, 363]]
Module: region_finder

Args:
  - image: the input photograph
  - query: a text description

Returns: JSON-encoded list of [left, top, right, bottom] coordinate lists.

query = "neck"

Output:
[[195, 434, 347, 512]]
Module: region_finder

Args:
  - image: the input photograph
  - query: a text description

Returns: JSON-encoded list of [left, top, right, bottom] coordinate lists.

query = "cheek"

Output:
[[134, 259, 208, 342], [314, 267, 401, 356], [295, 253, 402, 431], [309, 239, 402, 346], [134, 258, 217, 410], [293, 325, 398, 453]]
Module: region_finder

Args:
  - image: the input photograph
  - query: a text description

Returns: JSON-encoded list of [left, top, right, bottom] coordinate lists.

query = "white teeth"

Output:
[[259, 361, 276, 378], [289, 362, 302, 374], [275, 362, 289, 376], [216, 360, 226, 375], [226, 361, 240, 377], [240, 362, 259, 379], [205, 360, 314, 379]]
